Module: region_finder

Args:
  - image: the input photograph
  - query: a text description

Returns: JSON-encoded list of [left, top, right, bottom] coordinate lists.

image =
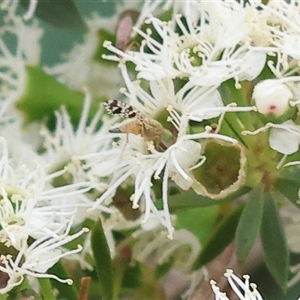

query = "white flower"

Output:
[[252, 80, 293, 117], [0, 224, 88, 294], [248, 2, 300, 80], [0, 118, 44, 171], [269, 121, 300, 155], [243, 120, 300, 156], [132, 224, 200, 273], [135, 0, 211, 29], [118, 63, 254, 122], [103, 2, 266, 87], [210, 269, 263, 300], [77, 117, 237, 238], [41, 94, 113, 184], [0, 137, 94, 235], [161, 0, 202, 23], [0, 137, 95, 293], [261, 1, 300, 60], [76, 65, 253, 238]]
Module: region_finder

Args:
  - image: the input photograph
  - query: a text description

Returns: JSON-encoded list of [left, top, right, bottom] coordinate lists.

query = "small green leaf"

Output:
[[278, 167, 300, 182], [48, 261, 78, 300], [276, 178, 300, 207], [91, 219, 113, 300], [155, 259, 174, 279], [236, 188, 264, 262], [7, 289, 42, 300], [93, 0, 119, 18], [176, 206, 219, 244], [16, 66, 102, 128], [192, 204, 244, 270], [38, 279, 55, 300], [167, 187, 251, 211], [20, 0, 86, 30], [94, 29, 116, 65], [260, 193, 289, 292], [168, 190, 219, 209], [122, 264, 141, 289]]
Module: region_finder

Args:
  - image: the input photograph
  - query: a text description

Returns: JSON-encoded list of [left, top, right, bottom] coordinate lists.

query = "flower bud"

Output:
[[253, 80, 293, 117]]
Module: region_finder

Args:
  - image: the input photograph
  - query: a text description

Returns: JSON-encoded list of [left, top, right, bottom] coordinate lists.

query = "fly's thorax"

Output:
[[108, 118, 143, 135], [103, 100, 177, 151], [141, 118, 164, 142]]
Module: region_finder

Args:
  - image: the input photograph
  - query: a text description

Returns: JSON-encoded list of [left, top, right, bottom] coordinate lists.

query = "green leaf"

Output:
[[94, 29, 116, 65], [167, 187, 251, 211], [20, 0, 86, 30], [219, 79, 256, 141], [276, 178, 300, 207], [93, 0, 119, 18], [278, 166, 300, 182], [16, 66, 103, 128], [91, 219, 113, 300], [7, 289, 42, 300], [48, 261, 78, 300], [260, 193, 289, 292], [155, 259, 174, 279], [38, 279, 55, 300], [122, 264, 141, 289], [192, 204, 244, 270], [236, 188, 264, 262], [258, 54, 277, 81], [176, 206, 219, 244], [168, 190, 219, 209]]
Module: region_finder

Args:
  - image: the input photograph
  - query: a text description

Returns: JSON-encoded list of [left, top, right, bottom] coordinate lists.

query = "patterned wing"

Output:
[[103, 99, 140, 118]]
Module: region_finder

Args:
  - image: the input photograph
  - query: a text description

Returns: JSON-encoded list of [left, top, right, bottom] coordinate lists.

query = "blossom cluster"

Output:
[[1, 0, 300, 299]]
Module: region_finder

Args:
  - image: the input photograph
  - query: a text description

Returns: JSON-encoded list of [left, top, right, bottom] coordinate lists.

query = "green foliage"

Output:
[[7, 289, 42, 300], [20, 0, 86, 30], [91, 0, 120, 18], [276, 178, 300, 207], [167, 187, 251, 210], [192, 204, 244, 270], [91, 219, 114, 300], [154, 259, 174, 280], [17, 66, 84, 126], [122, 264, 142, 289], [48, 262, 78, 300], [176, 206, 219, 244], [16, 66, 103, 128], [236, 188, 264, 262], [276, 168, 300, 207], [2, 1, 300, 298], [260, 193, 289, 292], [94, 29, 116, 65]]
